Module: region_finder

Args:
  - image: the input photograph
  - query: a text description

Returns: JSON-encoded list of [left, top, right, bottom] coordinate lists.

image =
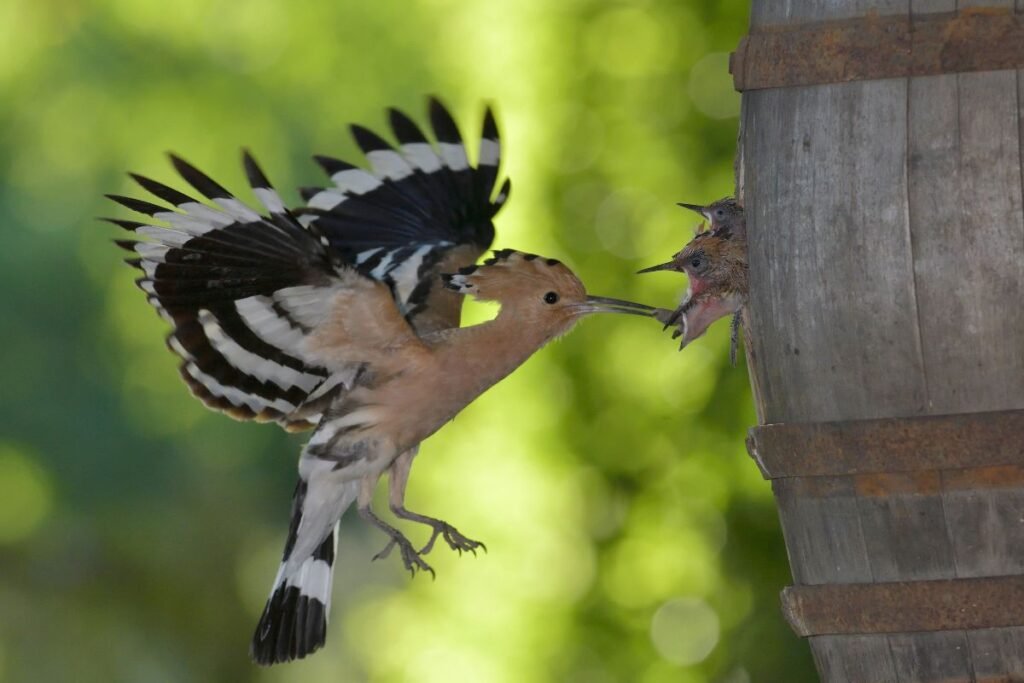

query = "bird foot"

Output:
[[373, 535, 436, 578], [420, 522, 486, 556]]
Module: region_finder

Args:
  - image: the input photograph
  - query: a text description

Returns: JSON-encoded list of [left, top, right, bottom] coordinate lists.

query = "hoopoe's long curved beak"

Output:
[[636, 261, 676, 274], [580, 295, 658, 317], [676, 201, 706, 216]]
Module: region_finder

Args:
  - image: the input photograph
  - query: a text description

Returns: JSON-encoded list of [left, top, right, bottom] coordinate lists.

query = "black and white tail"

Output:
[[250, 479, 355, 665]]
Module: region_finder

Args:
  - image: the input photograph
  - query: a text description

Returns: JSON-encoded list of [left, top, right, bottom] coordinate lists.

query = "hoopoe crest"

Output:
[[443, 249, 641, 334]]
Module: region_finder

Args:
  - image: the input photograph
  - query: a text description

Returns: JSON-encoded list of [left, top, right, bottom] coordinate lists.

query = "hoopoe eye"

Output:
[[690, 256, 704, 269], [543, 291, 559, 304]]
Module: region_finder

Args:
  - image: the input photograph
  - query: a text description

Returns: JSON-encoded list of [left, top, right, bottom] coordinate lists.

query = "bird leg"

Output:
[[387, 449, 486, 556], [356, 475, 435, 578], [729, 310, 742, 367]]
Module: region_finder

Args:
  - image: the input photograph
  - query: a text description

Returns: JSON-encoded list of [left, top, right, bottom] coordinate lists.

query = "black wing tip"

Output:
[[99, 216, 144, 231], [481, 106, 498, 140], [313, 155, 356, 176], [428, 96, 460, 143], [249, 588, 327, 666], [426, 94, 446, 112], [350, 124, 392, 154], [241, 149, 272, 189], [167, 153, 232, 199], [388, 107, 427, 143], [129, 172, 195, 206], [106, 194, 167, 216], [298, 186, 324, 202], [165, 152, 192, 176], [490, 178, 511, 215]]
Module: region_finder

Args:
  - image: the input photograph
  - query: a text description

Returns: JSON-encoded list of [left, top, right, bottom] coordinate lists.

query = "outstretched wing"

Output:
[[298, 97, 510, 332], [107, 153, 378, 431], [106, 98, 509, 431]]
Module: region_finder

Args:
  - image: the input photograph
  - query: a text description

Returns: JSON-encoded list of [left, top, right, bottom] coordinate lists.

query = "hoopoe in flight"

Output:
[[106, 98, 655, 665], [638, 198, 747, 363]]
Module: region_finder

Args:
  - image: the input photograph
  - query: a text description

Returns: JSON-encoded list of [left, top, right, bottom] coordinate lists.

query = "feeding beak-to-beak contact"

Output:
[[578, 296, 658, 317]]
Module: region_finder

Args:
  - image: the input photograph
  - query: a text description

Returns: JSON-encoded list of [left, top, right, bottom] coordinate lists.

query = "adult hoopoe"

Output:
[[105, 98, 655, 665], [638, 198, 747, 363]]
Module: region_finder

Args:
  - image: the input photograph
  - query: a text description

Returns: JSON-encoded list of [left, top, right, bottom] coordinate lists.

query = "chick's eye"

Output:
[[690, 257, 704, 269], [543, 291, 559, 304]]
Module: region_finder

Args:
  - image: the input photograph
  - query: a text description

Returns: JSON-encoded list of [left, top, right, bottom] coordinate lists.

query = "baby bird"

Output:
[[638, 198, 747, 363], [106, 98, 654, 665], [677, 197, 745, 240]]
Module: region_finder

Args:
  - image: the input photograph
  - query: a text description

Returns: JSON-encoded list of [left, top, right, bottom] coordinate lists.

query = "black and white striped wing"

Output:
[[108, 153, 356, 431], [299, 97, 510, 326]]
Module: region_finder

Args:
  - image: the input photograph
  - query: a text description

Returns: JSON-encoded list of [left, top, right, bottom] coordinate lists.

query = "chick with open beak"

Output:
[[638, 198, 748, 363]]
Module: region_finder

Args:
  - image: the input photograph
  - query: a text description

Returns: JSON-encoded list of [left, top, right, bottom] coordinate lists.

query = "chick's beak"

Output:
[[580, 295, 657, 317], [676, 202, 706, 218], [636, 261, 676, 274]]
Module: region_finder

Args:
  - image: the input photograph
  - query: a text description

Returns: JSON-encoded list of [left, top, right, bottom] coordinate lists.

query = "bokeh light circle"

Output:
[[650, 596, 721, 665]]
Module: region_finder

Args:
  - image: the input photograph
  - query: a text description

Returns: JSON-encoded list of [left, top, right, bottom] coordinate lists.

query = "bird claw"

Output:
[[373, 535, 436, 578], [420, 522, 486, 557]]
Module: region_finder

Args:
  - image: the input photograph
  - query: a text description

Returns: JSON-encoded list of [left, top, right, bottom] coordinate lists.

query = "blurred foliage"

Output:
[[0, 0, 817, 681]]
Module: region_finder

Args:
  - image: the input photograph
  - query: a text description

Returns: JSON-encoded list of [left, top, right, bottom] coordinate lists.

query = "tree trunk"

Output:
[[736, 2, 1024, 681]]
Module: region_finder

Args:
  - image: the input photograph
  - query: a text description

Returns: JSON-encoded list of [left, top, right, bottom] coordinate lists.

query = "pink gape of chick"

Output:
[[639, 198, 748, 364], [106, 98, 655, 665]]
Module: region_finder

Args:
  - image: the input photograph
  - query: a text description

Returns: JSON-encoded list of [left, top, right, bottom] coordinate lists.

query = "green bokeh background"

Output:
[[0, 1, 817, 681]]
